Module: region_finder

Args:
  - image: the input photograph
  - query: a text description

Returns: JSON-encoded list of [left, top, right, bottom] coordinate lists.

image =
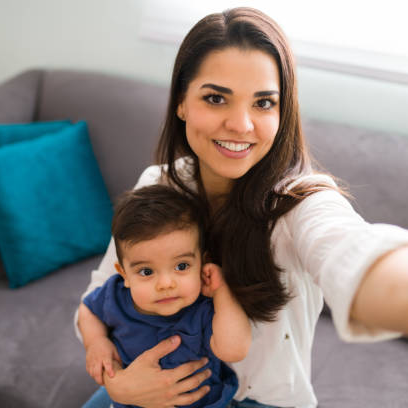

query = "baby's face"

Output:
[[117, 226, 202, 316]]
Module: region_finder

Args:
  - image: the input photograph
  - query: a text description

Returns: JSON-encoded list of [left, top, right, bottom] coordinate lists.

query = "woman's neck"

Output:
[[199, 167, 233, 212]]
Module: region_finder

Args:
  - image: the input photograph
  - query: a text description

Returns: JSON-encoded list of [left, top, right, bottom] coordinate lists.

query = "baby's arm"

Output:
[[201, 263, 251, 362], [78, 302, 122, 385]]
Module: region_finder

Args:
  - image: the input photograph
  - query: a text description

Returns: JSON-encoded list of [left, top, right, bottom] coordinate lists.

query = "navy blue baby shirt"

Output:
[[83, 274, 238, 408]]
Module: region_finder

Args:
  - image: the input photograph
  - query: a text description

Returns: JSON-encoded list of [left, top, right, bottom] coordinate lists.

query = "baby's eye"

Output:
[[175, 262, 189, 271], [255, 98, 276, 110], [203, 94, 225, 105], [139, 268, 153, 277]]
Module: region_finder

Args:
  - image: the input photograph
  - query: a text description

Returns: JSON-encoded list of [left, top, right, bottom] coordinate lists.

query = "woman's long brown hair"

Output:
[[156, 7, 340, 321]]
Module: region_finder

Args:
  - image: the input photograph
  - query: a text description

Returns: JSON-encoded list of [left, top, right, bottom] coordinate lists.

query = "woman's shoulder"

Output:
[[282, 174, 358, 237], [132, 164, 163, 189], [285, 172, 337, 192], [133, 157, 195, 190]]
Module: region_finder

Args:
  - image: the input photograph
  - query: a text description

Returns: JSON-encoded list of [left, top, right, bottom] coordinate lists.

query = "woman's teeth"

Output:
[[215, 140, 251, 152]]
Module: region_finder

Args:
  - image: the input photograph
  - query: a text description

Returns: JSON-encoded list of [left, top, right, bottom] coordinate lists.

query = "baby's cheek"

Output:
[[132, 288, 149, 307], [189, 277, 203, 299]]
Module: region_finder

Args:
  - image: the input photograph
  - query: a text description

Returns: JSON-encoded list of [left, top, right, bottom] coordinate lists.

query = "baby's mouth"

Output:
[[155, 296, 179, 304]]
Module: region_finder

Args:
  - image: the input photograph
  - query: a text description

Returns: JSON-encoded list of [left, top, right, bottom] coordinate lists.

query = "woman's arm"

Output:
[[201, 263, 252, 362], [103, 336, 211, 407], [351, 245, 408, 334], [287, 187, 408, 342]]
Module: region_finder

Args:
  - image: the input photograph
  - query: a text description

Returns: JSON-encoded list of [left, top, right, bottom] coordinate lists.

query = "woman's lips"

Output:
[[213, 140, 253, 159]]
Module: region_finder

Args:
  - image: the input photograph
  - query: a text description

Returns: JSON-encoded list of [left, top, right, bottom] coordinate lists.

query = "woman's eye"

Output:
[[204, 94, 225, 105], [176, 262, 189, 271], [139, 268, 153, 277], [255, 98, 276, 110]]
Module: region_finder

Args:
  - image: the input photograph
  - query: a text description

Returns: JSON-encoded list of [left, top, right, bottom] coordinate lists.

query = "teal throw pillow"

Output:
[[0, 120, 71, 147], [0, 121, 113, 288]]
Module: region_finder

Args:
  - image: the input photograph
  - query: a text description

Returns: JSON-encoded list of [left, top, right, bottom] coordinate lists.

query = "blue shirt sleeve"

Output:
[[83, 282, 110, 323]]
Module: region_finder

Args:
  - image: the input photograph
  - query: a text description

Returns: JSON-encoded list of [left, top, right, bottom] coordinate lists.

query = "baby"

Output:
[[79, 185, 251, 408]]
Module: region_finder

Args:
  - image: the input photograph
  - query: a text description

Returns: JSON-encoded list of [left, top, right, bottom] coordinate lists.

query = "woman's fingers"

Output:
[[171, 357, 209, 383], [158, 367, 211, 408], [173, 384, 211, 406], [105, 338, 211, 407], [174, 367, 212, 394], [140, 335, 181, 365]]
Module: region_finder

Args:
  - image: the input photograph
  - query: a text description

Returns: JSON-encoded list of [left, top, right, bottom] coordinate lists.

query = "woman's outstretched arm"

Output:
[[351, 245, 408, 334], [103, 336, 211, 408]]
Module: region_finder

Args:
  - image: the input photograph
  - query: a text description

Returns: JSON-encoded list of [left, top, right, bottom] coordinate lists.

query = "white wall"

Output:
[[0, 0, 174, 84], [1, 0, 407, 135]]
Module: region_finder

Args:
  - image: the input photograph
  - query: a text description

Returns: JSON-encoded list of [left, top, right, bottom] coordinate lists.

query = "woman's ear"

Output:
[[177, 102, 185, 121], [115, 262, 130, 288]]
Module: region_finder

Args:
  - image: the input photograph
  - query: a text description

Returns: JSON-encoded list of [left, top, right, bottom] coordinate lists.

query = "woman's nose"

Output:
[[224, 106, 254, 134]]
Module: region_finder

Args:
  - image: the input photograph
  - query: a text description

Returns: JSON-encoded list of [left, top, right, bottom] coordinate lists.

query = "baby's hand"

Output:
[[201, 263, 225, 297], [85, 337, 122, 385]]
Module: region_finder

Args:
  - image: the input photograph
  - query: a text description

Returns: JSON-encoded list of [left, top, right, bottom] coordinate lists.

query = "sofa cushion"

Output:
[[0, 120, 71, 146], [312, 314, 408, 407], [0, 120, 71, 280], [0, 121, 113, 288], [0, 255, 102, 407]]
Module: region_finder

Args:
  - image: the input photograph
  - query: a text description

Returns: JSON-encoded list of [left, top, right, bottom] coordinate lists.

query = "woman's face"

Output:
[[177, 47, 280, 194]]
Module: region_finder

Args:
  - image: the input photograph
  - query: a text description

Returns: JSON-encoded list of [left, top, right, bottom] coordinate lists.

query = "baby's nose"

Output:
[[156, 273, 176, 290]]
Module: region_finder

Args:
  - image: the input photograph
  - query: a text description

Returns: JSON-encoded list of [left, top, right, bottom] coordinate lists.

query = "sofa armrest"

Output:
[[0, 69, 43, 124]]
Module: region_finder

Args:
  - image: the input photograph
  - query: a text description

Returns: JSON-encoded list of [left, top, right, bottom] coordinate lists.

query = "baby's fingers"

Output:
[[201, 272, 210, 286], [102, 358, 115, 378], [112, 348, 122, 366], [89, 362, 104, 386]]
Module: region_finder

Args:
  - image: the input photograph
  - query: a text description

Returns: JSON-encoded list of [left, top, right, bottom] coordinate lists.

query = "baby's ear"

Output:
[[115, 262, 129, 287]]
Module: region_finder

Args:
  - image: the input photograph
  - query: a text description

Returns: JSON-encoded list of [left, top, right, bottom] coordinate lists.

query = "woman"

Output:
[[78, 7, 408, 408]]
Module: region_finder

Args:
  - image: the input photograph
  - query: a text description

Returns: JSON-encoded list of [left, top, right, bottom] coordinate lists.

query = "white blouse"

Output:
[[75, 159, 408, 408]]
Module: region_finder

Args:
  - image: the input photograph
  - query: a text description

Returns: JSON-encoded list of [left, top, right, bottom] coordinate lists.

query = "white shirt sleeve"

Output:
[[74, 165, 162, 341], [286, 188, 408, 342]]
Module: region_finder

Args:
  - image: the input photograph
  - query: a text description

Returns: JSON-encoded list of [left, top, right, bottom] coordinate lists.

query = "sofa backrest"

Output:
[[1, 69, 407, 230], [36, 70, 169, 201], [304, 119, 408, 229]]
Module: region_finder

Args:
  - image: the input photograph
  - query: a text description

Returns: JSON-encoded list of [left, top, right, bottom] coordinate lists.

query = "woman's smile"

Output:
[[213, 140, 254, 158]]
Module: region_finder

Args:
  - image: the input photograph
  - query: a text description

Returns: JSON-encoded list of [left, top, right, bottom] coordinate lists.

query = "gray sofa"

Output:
[[0, 69, 407, 408]]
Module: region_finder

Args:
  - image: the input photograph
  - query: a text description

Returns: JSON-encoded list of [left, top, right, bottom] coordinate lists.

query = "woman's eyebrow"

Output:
[[201, 83, 232, 94], [200, 83, 279, 97], [254, 90, 280, 97]]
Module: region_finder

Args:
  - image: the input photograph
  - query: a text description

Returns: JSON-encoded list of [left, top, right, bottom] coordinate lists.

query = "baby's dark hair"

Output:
[[112, 185, 205, 265]]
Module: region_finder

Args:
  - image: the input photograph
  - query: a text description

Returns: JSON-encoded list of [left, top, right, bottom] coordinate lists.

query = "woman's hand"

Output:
[[85, 336, 122, 385], [104, 335, 211, 408], [201, 263, 225, 297]]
